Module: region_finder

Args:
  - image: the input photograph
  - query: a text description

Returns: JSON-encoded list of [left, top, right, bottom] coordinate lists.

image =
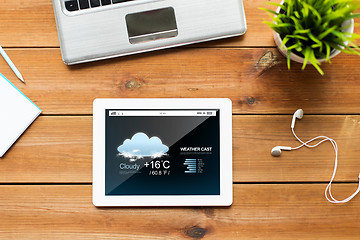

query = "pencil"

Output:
[[0, 45, 25, 83]]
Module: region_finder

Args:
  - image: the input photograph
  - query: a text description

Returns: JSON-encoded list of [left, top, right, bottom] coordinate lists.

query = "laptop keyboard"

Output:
[[65, 0, 135, 11]]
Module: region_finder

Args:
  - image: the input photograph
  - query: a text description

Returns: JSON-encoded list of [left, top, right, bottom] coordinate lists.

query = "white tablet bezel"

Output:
[[93, 98, 232, 206]]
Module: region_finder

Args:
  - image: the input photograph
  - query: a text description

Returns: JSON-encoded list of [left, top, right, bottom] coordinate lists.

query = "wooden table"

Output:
[[1, 1, 360, 239]]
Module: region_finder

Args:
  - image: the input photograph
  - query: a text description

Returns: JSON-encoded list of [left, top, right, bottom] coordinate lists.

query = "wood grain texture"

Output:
[[0, 184, 359, 239], [0, 0, 358, 47], [1, 1, 359, 238], [0, 0, 59, 47], [235, 115, 360, 182], [0, 116, 92, 183], [2, 115, 360, 183], [2, 48, 360, 114]]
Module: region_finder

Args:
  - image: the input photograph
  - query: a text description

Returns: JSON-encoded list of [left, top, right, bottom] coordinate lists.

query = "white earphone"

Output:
[[271, 109, 360, 204]]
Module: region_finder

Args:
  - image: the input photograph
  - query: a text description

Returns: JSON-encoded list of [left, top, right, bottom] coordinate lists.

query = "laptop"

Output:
[[52, 0, 247, 64], [93, 98, 232, 206]]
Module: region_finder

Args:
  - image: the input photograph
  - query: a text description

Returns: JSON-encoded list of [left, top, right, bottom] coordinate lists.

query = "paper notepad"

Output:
[[0, 73, 41, 157]]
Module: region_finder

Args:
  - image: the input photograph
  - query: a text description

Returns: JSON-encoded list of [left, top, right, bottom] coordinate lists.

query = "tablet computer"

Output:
[[93, 98, 232, 206]]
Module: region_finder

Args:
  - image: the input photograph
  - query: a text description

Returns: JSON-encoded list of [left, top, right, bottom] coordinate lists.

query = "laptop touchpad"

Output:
[[126, 7, 178, 44]]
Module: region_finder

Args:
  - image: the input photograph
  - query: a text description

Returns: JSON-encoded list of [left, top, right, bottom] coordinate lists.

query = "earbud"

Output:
[[271, 108, 360, 204], [291, 109, 304, 129], [271, 146, 292, 157]]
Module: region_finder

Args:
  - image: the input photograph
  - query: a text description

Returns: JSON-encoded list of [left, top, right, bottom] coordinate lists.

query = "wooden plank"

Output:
[[0, 116, 92, 183], [0, 0, 358, 47], [2, 115, 360, 183], [0, 0, 59, 47], [235, 115, 360, 182], [0, 184, 359, 239], [2, 48, 360, 114]]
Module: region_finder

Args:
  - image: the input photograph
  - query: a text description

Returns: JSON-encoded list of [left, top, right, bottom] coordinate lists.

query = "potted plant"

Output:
[[261, 0, 360, 75]]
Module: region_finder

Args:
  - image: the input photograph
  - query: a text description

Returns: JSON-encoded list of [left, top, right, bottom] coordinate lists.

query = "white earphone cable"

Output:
[[291, 128, 360, 204]]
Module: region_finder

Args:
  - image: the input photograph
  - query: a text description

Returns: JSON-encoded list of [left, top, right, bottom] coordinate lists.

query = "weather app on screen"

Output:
[[105, 109, 220, 195]]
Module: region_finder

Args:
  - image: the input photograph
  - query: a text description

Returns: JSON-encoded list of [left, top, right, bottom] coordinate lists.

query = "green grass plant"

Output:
[[261, 0, 360, 75]]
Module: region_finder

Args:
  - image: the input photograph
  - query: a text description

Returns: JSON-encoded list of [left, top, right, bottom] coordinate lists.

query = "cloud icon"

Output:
[[117, 132, 169, 161]]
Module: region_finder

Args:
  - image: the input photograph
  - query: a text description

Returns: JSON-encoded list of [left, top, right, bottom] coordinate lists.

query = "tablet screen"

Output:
[[105, 109, 220, 195]]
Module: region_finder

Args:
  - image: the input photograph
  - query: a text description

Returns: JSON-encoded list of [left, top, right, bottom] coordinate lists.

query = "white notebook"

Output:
[[0, 73, 41, 157]]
